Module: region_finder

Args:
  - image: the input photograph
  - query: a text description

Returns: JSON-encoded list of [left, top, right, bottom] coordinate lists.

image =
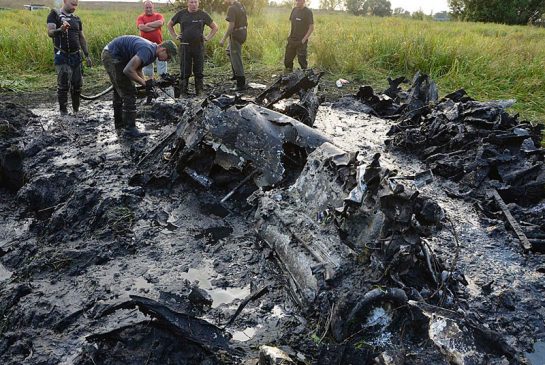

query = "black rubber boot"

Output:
[[123, 110, 145, 138], [71, 91, 80, 114], [231, 76, 246, 92], [113, 104, 124, 129], [195, 78, 204, 96], [58, 90, 68, 115]]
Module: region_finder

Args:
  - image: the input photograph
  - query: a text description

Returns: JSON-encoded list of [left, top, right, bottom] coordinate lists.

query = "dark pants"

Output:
[[284, 38, 308, 70], [54, 53, 82, 111], [101, 49, 136, 113], [227, 37, 244, 78], [180, 43, 204, 81]]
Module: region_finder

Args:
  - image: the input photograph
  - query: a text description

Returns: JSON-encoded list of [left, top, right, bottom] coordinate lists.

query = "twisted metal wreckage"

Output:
[[95, 69, 541, 363], [1, 69, 542, 363]]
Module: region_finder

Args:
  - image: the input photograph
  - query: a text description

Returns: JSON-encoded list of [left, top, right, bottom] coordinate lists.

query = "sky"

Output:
[[79, 0, 450, 15]]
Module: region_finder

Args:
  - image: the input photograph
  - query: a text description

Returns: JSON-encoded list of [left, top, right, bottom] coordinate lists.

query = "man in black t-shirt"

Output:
[[46, 0, 92, 115], [167, 0, 218, 96], [219, 0, 248, 91], [284, 0, 314, 72]]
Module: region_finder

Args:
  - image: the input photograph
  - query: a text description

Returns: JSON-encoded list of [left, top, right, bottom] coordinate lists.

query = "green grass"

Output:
[[1, 5, 545, 123]]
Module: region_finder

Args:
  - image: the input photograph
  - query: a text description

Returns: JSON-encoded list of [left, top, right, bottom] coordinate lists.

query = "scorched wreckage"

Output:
[[0, 70, 544, 364]]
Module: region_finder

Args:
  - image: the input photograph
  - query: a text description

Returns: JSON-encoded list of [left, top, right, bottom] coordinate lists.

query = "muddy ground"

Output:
[[1, 77, 544, 365]]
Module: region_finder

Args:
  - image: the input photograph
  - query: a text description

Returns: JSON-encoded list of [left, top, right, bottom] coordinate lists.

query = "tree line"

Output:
[[174, 0, 545, 25]]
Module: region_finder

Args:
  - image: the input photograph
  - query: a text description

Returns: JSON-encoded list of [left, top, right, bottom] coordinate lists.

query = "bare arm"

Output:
[[302, 24, 314, 44], [167, 20, 178, 40], [79, 30, 89, 56], [138, 19, 163, 32], [204, 21, 219, 42], [79, 30, 92, 66], [123, 55, 146, 87], [47, 22, 69, 38], [220, 21, 235, 46]]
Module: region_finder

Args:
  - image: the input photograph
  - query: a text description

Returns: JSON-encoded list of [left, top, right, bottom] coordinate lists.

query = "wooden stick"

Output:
[[491, 189, 532, 252]]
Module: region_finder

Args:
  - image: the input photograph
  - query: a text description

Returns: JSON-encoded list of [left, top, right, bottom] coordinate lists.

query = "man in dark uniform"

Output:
[[167, 0, 218, 96], [219, 0, 248, 91], [284, 0, 314, 72], [46, 0, 92, 115], [101, 35, 177, 136]]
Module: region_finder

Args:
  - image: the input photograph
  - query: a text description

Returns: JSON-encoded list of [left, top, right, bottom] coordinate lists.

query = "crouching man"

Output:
[[101, 35, 177, 136]]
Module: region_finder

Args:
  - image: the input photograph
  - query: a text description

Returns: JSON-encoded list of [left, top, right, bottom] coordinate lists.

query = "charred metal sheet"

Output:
[[284, 87, 321, 127], [255, 69, 323, 108], [174, 101, 331, 187], [93, 295, 238, 357]]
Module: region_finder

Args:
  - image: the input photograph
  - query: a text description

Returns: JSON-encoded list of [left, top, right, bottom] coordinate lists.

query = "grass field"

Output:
[[1, 1, 545, 123]]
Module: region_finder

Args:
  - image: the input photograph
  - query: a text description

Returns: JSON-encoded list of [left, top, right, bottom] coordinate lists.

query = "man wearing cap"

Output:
[[136, 0, 168, 80], [284, 0, 314, 72], [101, 35, 177, 136], [46, 0, 92, 115], [167, 0, 218, 96], [219, 0, 247, 92]]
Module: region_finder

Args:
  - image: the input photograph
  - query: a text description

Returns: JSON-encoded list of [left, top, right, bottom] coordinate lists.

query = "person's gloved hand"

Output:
[[145, 79, 157, 96]]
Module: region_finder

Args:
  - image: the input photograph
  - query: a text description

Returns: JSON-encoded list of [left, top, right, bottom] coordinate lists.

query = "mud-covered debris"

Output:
[[90, 295, 242, 360], [259, 345, 294, 365], [331, 72, 437, 119], [284, 86, 321, 127], [169, 100, 331, 188], [255, 69, 323, 108], [0, 145, 24, 191]]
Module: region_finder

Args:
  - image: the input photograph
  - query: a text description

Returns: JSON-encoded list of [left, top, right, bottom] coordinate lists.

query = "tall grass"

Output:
[[1, 6, 545, 121]]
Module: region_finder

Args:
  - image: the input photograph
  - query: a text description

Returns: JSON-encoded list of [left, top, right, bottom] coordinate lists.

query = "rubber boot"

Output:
[[113, 104, 124, 129], [123, 110, 144, 138], [195, 78, 204, 96], [231, 76, 246, 92], [71, 91, 80, 114], [179, 78, 188, 98], [58, 90, 68, 115]]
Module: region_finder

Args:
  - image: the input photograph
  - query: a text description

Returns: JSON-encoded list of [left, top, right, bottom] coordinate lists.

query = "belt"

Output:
[[54, 45, 80, 55], [234, 26, 247, 31]]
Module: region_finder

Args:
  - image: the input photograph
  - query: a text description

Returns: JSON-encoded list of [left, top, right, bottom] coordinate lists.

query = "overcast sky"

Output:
[[79, 0, 450, 15]]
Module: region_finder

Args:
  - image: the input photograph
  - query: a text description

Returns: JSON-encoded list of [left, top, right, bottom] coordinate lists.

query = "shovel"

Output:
[[390, 169, 434, 188]]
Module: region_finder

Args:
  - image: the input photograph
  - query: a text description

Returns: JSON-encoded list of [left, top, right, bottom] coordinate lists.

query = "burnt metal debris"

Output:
[[1, 69, 543, 364], [342, 72, 545, 254]]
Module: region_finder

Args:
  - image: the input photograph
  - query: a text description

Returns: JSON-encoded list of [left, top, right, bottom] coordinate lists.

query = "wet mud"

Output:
[[0, 73, 544, 364]]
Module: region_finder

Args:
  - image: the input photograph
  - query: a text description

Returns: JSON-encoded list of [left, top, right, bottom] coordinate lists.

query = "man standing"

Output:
[[284, 0, 314, 72], [167, 0, 218, 96], [46, 0, 92, 115], [136, 0, 167, 80], [219, 0, 247, 92], [101, 35, 177, 136]]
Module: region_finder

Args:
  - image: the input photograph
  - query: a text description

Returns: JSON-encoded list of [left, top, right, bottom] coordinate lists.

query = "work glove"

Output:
[[145, 79, 157, 103], [146, 79, 158, 95]]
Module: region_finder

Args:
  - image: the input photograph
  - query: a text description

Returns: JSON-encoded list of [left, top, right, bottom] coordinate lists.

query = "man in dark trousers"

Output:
[[284, 0, 314, 72], [167, 0, 218, 96], [101, 35, 177, 136], [46, 0, 92, 115], [219, 0, 247, 92]]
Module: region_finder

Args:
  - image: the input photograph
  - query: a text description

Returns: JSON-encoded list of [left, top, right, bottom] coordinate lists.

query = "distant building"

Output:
[[433, 11, 450, 21]]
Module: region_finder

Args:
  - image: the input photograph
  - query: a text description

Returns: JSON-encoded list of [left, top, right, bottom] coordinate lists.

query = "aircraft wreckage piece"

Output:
[[252, 145, 447, 308], [89, 295, 240, 358], [284, 86, 321, 127], [255, 69, 323, 108], [252, 142, 357, 306], [173, 100, 331, 187]]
